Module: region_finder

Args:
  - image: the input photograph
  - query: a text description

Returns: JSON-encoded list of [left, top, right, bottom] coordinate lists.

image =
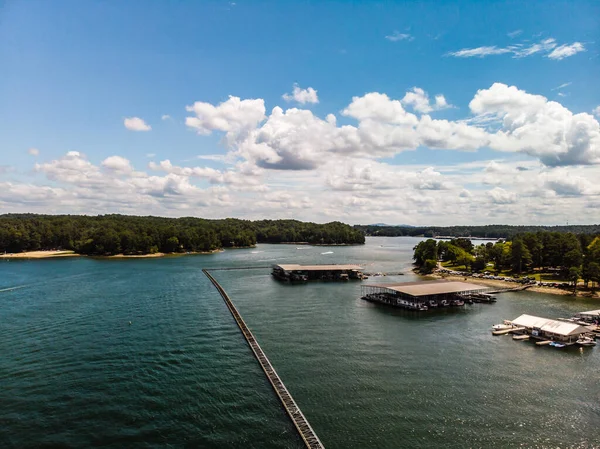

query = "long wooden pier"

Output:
[[487, 285, 532, 294], [202, 269, 325, 449]]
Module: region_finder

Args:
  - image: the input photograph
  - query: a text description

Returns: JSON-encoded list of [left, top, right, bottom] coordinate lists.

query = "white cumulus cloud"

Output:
[[282, 84, 319, 104], [469, 83, 600, 166], [185, 96, 266, 144], [181, 83, 600, 172], [124, 117, 152, 131], [401, 87, 453, 113], [102, 156, 133, 173], [487, 187, 517, 204]]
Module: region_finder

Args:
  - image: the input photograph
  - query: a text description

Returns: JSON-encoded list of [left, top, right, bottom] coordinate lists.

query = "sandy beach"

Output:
[[1, 249, 226, 260], [427, 272, 600, 299], [107, 249, 223, 258], [1, 250, 79, 259]]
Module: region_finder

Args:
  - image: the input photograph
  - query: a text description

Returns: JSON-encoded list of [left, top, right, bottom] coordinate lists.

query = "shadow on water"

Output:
[[359, 297, 473, 321]]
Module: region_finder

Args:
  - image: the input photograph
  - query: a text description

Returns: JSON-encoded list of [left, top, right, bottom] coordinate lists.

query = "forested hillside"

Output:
[[357, 224, 600, 239], [413, 232, 600, 288], [0, 214, 365, 255]]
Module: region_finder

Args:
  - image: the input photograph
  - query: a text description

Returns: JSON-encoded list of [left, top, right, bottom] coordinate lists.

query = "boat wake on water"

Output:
[[321, 251, 334, 255], [0, 285, 28, 293]]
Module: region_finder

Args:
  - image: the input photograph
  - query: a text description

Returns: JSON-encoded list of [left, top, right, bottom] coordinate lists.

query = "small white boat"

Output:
[[492, 323, 515, 331], [576, 336, 597, 347]]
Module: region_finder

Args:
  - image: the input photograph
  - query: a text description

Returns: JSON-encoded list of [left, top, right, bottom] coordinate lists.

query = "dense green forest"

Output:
[[357, 224, 600, 239], [413, 232, 600, 288], [0, 214, 365, 256]]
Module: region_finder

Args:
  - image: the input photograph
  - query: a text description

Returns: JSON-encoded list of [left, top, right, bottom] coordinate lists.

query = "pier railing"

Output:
[[203, 269, 325, 449]]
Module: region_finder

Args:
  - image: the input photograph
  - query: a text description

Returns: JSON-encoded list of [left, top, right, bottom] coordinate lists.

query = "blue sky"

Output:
[[1, 1, 599, 224]]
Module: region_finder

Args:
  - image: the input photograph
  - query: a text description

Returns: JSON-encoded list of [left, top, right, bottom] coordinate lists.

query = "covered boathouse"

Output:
[[272, 264, 365, 282], [511, 314, 593, 345], [573, 309, 600, 324], [361, 280, 490, 311]]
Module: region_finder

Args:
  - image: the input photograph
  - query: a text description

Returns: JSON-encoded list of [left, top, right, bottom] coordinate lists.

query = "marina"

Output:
[[361, 280, 494, 311], [492, 314, 597, 348]]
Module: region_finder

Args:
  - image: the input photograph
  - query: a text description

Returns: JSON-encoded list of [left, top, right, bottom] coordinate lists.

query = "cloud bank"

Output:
[[3, 83, 600, 225]]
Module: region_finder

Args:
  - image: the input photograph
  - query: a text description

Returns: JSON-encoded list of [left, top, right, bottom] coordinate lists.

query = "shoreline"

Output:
[[424, 271, 600, 299], [106, 249, 224, 259], [1, 250, 80, 259], [272, 242, 363, 246], [1, 248, 227, 260]]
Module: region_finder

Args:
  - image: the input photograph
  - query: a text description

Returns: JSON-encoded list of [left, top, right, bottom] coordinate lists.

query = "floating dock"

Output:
[[361, 280, 492, 311], [203, 269, 324, 449], [512, 334, 530, 341], [499, 314, 596, 347], [272, 264, 364, 282]]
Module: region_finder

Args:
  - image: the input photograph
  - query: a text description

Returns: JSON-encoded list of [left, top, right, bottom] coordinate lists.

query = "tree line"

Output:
[[0, 214, 365, 256], [357, 224, 600, 239], [413, 232, 600, 289]]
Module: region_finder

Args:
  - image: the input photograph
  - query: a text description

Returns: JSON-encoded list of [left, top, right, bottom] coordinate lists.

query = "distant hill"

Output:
[[367, 223, 415, 227], [355, 224, 600, 238]]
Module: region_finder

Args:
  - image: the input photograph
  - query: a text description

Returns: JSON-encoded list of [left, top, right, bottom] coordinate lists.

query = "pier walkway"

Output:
[[202, 269, 325, 449], [487, 285, 532, 294]]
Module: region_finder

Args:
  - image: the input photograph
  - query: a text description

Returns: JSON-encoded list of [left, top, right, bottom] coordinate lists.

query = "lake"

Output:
[[1, 237, 599, 448]]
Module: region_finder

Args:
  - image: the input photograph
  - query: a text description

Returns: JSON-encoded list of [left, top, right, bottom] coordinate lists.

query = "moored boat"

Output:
[[492, 323, 515, 331], [576, 336, 597, 347]]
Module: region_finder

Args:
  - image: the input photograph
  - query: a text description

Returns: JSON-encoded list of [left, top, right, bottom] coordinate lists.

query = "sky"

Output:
[[1, 0, 599, 225]]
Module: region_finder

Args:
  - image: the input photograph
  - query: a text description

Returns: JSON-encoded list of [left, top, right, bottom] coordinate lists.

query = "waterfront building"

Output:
[[272, 264, 365, 282], [573, 309, 600, 323], [361, 280, 490, 310], [511, 314, 592, 345]]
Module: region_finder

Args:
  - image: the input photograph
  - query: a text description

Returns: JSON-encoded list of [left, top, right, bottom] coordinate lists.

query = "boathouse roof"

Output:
[[511, 314, 591, 336], [368, 280, 488, 297], [578, 309, 600, 317], [275, 264, 363, 271]]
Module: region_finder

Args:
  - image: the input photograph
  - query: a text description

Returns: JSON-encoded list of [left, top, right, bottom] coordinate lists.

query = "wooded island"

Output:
[[0, 214, 365, 256]]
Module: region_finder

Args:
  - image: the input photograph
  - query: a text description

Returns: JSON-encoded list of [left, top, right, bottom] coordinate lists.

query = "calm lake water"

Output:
[[1, 237, 599, 448]]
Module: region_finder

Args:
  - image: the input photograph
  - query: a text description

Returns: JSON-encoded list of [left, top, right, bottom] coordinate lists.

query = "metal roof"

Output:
[[368, 280, 488, 297], [578, 309, 600, 316], [275, 264, 363, 271], [511, 314, 591, 336]]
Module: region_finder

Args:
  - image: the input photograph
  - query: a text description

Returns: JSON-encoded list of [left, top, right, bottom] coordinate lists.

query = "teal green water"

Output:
[[1, 237, 599, 448]]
